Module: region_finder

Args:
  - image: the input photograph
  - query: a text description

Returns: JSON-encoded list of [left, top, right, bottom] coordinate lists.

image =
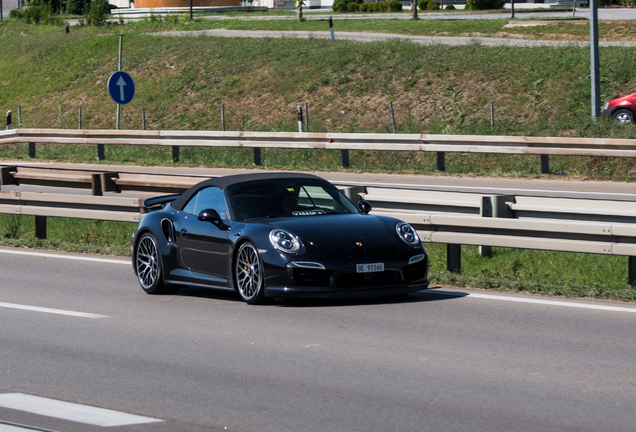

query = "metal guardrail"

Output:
[[2, 128, 636, 156], [0, 190, 144, 238], [2, 163, 636, 284]]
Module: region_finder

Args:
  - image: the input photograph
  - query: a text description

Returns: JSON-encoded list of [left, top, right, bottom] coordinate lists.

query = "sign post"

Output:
[[106, 34, 135, 160]]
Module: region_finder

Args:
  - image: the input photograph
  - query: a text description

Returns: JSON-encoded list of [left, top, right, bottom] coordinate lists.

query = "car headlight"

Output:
[[396, 222, 420, 247], [604, 102, 609, 110], [269, 229, 301, 253]]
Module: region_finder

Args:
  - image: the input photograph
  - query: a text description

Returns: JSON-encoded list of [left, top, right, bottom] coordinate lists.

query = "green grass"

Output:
[[0, 214, 134, 255], [427, 244, 636, 301]]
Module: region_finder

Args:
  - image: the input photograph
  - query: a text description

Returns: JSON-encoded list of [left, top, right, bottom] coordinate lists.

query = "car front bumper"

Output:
[[601, 108, 615, 119], [264, 280, 429, 299]]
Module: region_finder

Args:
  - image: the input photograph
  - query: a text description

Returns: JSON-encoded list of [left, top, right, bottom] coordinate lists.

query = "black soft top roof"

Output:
[[171, 172, 325, 211]]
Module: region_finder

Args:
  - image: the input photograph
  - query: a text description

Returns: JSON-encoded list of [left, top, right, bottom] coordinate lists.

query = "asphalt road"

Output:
[[157, 25, 636, 47], [1, 248, 635, 432]]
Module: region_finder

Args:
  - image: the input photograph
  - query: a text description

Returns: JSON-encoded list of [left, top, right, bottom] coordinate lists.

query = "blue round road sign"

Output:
[[107, 71, 135, 105]]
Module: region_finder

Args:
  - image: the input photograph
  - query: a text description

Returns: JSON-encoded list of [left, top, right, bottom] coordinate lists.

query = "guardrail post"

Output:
[[341, 150, 350, 168], [35, 216, 47, 240], [101, 172, 119, 193], [480, 196, 493, 257], [479, 195, 514, 256], [18, 105, 22, 128], [97, 144, 105, 161], [437, 152, 445, 171], [91, 174, 103, 196], [172, 146, 180, 163], [253, 148, 261, 166], [29, 143, 36, 158], [304, 102, 309, 132], [629, 257, 636, 286], [447, 244, 461, 274], [340, 186, 365, 205], [0, 166, 15, 186], [6, 110, 11, 130], [540, 155, 550, 174]]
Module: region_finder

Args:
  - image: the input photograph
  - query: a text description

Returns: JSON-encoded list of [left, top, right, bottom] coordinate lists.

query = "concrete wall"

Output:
[[1, 0, 20, 12]]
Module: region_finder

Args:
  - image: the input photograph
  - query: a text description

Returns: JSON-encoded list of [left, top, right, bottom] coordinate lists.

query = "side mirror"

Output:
[[198, 209, 229, 230], [357, 200, 372, 214]]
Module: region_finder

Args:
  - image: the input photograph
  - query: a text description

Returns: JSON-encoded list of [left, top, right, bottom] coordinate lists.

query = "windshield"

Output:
[[229, 179, 358, 221]]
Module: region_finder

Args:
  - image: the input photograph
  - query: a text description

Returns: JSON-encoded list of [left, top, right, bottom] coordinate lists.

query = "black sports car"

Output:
[[131, 173, 429, 304]]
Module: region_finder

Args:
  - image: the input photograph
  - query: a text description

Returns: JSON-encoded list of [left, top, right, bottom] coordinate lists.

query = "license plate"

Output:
[[356, 263, 384, 273]]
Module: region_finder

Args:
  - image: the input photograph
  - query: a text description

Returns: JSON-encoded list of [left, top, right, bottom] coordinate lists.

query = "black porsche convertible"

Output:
[[131, 172, 429, 304]]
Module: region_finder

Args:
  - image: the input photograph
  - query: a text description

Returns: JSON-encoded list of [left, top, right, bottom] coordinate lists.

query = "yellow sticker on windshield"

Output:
[[287, 188, 295, 192]]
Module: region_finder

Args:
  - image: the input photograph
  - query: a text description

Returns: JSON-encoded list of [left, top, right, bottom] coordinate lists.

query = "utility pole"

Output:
[[590, 0, 600, 119]]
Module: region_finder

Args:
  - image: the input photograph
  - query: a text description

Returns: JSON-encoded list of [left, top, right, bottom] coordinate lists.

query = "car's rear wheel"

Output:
[[612, 109, 635, 125], [136, 232, 176, 294], [235, 242, 265, 305]]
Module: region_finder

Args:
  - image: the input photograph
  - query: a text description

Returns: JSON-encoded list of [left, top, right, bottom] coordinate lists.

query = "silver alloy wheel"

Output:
[[236, 243, 262, 301], [137, 234, 159, 290], [614, 110, 634, 125]]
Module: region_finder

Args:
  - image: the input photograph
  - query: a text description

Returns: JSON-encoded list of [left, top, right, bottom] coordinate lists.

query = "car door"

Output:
[[176, 187, 230, 283]]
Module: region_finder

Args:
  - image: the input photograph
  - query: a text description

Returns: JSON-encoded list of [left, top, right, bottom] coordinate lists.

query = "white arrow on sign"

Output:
[[116, 76, 126, 102]]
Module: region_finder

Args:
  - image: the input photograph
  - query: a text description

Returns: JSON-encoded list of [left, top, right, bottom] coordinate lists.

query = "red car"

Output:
[[603, 92, 636, 124]]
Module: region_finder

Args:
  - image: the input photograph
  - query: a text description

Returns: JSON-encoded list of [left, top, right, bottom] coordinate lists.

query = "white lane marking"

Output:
[[424, 289, 636, 314], [0, 394, 163, 427], [0, 249, 129, 265], [0, 302, 107, 319], [0, 423, 46, 432]]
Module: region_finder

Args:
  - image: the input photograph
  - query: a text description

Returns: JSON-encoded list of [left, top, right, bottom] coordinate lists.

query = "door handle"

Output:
[[179, 229, 188, 238]]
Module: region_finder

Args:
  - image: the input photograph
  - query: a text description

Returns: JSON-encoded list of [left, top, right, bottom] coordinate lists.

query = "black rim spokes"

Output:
[[137, 236, 158, 289], [237, 245, 260, 299]]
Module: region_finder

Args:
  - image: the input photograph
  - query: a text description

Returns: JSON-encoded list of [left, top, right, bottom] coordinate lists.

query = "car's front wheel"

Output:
[[235, 242, 265, 305], [612, 109, 635, 125], [135, 232, 176, 294]]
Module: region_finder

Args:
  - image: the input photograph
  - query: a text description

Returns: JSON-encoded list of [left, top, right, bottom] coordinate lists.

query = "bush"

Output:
[[359, 3, 368, 11], [85, 0, 110, 25], [20, 4, 63, 25], [9, 8, 24, 18], [29, 0, 63, 13], [445, 3, 455, 9], [388, 0, 402, 11], [418, 0, 427, 9], [427, 0, 440, 8], [465, 0, 504, 9], [347, 1, 359, 11], [66, 0, 88, 14], [332, 0, 347, 10]]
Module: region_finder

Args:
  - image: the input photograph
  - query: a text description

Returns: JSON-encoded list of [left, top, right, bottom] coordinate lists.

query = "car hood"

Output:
[[265, 214, 408, 263], [608, 92, 636, 109]]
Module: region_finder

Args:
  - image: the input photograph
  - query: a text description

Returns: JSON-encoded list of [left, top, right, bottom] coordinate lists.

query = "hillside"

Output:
[[2, 18, 636, 179]]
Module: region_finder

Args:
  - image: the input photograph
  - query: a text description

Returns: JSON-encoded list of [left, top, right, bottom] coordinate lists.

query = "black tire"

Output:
[[235, 241, 266, 305], [135, 232, 177, 295], [612, 109, 635, 125]]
